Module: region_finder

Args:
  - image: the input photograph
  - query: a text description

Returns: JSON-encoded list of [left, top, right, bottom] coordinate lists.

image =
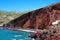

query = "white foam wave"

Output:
[[16, 29, 36, 33], [14, 35, 22, 37]]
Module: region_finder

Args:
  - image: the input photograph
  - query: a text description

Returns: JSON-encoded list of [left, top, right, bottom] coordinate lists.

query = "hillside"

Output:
[[0, 10, 30, 26], [3, 2, 60, 40], [5, 2, 60, 29]]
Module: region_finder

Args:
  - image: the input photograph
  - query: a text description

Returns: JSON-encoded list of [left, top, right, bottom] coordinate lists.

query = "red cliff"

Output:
[[6, 2, 60, 30], [5, 2, 60, 40]]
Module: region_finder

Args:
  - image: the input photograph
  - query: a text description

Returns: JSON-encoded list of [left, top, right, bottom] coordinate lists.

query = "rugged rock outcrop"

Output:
[[31, 29, 60, 40], [29, 28, 60, 40], [5, 2, 60, 40], [5, 2, 60, 30], [29, 20, 60, 40]]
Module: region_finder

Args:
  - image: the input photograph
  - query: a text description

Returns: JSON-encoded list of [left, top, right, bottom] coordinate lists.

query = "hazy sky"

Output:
[[0, 0, 60, 11]]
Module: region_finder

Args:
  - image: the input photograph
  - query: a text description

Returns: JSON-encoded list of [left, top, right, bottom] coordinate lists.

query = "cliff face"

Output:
[[6, 3, 60, 29], [29, 20, 60, 40]]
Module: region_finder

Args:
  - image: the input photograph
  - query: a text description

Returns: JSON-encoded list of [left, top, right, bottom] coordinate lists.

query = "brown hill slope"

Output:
[[6, 2, 60, 29]]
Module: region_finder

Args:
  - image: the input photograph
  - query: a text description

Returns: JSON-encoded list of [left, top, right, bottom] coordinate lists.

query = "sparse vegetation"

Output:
[[0, 10, 30, 25]]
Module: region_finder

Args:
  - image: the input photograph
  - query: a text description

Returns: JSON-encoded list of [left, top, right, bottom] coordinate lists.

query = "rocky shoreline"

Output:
[[29, 20, 60, 40], [3, 2, 60, 40], [5, 20, 60, 40]]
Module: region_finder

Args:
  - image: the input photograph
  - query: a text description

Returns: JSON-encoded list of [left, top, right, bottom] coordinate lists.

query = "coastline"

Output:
[[7, 28, 37, 33], [15, 29, 36, 33], [0, 26, 45, 33], [0, 27, 37, 33]]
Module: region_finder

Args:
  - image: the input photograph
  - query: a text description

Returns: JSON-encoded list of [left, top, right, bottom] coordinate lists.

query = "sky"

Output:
[[0, 0, 60, 11]]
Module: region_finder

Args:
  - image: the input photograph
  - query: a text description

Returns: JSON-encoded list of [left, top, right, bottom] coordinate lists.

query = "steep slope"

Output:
[[0, 11, 30, 26], [29, 20, 60, 40], [5, 2, 60, 40], [6, 2, 60, 29]]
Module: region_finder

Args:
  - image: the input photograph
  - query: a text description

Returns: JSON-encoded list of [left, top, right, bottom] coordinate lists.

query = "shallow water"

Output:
[[0, 27, 33, 40]]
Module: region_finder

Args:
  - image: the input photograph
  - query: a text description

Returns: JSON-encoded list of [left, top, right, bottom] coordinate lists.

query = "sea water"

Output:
[[0, 27, 33, 40]]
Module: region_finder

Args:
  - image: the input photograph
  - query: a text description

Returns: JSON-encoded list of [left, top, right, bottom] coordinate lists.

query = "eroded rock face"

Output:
[[5, 2, 60, 40], [29, 23, 60, 40], [29, 20, 60, 40], [6, 2, 60, 30], [29, 28, 60, 40]]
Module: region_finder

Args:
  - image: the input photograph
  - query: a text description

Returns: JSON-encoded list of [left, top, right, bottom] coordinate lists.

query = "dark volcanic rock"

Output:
[[29, 27, 60, 40]]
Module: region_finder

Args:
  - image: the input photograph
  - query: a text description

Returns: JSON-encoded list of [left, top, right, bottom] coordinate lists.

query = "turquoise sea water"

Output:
[[0, 27, 33, 40]]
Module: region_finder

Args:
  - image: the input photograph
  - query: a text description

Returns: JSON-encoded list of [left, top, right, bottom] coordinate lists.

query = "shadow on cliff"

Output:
[[5, 2, 60, 30]]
